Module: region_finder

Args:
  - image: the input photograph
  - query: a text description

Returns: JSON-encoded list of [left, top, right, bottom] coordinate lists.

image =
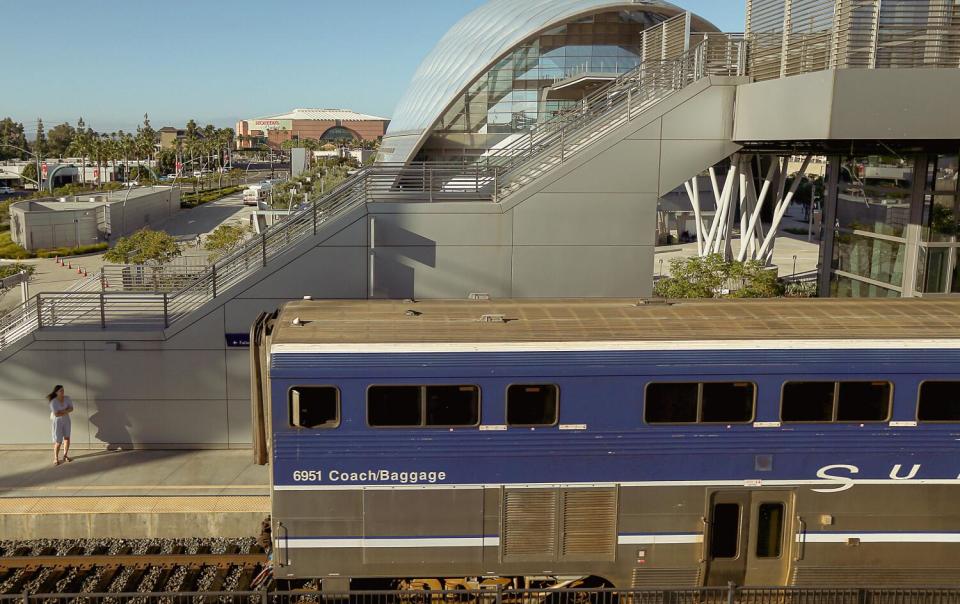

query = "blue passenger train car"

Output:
[[250, 298, 960, 591]]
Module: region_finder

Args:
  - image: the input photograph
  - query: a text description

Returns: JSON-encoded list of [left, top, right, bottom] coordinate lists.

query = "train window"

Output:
[[836, 382, 891, 422], [645, 383, 698, 423], [289, 386, 339, 429], [781, 382, 835, 422], [918, 382, 960, 421], [645, 382, 755, 424], [701, 382, 755, 423], [710, 503, 740, 559], [368, 386, 422, 426], [506, 385, 559, 426], [782, 381, 891, 422], [755, 503, 784, 558], [425, 385, 480, 426]]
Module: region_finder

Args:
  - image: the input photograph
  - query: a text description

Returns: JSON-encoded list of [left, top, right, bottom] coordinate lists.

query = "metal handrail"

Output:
[[0, 162, 501, 350], [486, 36, 744, 202]]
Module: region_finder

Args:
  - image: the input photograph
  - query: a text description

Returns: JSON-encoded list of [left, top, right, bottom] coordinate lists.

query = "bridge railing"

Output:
[[485, 35, 745, 201], [0, 162, 499, 350]]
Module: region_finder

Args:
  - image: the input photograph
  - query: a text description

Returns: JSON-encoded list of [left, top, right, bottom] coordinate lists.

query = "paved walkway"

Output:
[[0, 449, 269, 539], [0, 449, 267, 498]]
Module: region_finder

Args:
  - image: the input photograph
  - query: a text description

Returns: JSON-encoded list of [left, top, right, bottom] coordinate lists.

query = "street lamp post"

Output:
[[0, 143, 43, 191]]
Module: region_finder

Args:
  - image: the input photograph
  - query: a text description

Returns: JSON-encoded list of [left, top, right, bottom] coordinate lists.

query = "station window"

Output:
[[781, 381, 891, 422], [289, 386, 340, 429], [506, 385, 558, 426], [367, 385, 479, 427], [918, 381, 960, 421], [645, 382, 755, 424]]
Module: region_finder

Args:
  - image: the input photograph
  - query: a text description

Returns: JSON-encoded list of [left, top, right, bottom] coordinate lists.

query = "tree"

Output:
[[0, 118, 29, 159], [203, 223, 249, 260], [34, 118, 47, 159], [68, 118, 93, 185], [47, 122, 76, 158], [136, 113, 156, 165], [103, 228, 182, 266], [653, 254, 785, 299]]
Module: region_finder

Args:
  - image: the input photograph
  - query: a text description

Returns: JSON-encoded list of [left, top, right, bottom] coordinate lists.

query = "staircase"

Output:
[[0, 163, 497, 351], [0, 33, 745, 353], [486, 34, 744, 202]]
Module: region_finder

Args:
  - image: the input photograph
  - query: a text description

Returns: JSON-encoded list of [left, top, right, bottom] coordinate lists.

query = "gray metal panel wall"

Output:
[[733, 68, 960, 142]]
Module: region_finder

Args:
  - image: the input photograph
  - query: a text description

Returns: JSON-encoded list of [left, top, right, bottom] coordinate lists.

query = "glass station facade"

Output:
[[825, 149, 960, 297], [416, 10, 672, 162]]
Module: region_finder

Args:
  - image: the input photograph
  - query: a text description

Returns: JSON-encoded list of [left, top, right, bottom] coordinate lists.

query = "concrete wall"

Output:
[[105, 188, 180, 238], [0, 78, 742, 448]]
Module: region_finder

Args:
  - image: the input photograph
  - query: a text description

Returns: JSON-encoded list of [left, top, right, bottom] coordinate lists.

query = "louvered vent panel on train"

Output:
[[631, 567, 702, 588], [560, 488, 618, 561], [791, 566, 960, 587], [502, 489, 558, 561]]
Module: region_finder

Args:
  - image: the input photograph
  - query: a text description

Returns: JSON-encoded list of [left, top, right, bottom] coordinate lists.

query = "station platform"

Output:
[[0, 449, 269, 540]]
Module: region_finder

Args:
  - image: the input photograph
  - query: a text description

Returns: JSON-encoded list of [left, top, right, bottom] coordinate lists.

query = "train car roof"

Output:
[[268, 298, 960, 348]]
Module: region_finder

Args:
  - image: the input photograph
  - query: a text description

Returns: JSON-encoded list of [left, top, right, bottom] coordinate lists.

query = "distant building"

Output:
[[235, 108, 389, 150], [158, 127, 187, 150]]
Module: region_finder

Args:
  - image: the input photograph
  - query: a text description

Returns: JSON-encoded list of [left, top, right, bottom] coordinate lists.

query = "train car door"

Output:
[[704, 490, 794, 586]]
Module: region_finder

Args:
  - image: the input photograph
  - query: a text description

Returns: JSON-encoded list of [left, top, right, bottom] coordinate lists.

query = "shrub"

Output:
[[0, 231, 108, 259], [204, 223, 250, 260], [0, 262, 34, 280], [180, 186, 243, 208], [104, 228, 181, 266], [654, 253, 785, 299], [36, 243, 108, 258]]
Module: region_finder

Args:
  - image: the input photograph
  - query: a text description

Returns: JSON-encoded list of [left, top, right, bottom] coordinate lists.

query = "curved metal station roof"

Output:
[[383, 0, 717, 163]]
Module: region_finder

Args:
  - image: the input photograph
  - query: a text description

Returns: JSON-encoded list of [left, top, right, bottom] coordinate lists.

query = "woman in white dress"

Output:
[[48, 385, 73, 465]]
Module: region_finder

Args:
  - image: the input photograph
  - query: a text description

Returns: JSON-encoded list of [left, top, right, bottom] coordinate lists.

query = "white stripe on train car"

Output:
[[618, 534, 704, 544], [282, 533, 960, 549], [800, 532, 960, 543], [273, 478, 960, 492], [285, 537, 498, 549], [271, 339, 960, 355]]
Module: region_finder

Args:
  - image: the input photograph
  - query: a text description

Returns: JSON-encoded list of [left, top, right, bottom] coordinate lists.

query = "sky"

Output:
[[0, 0, 745, 136]]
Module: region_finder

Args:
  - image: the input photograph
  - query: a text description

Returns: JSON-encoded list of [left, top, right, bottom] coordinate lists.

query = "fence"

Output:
[[8, 587, 960, 604], [745, 0, 960, 81]]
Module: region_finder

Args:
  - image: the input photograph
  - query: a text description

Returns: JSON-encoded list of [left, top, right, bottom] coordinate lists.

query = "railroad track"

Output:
[[0, 539, 270, 595]]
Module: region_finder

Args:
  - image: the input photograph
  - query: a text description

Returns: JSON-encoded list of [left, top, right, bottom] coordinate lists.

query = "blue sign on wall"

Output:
[[226, 333, 250, 348]]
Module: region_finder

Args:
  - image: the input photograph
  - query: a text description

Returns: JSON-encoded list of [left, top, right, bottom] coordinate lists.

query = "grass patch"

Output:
[[180, 186, 243, 208], [783, 226, 811, 235], [0, 232, 107, 259]]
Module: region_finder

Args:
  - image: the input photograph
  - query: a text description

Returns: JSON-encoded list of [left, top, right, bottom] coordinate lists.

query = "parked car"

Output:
[[0, 186, 15, 194]]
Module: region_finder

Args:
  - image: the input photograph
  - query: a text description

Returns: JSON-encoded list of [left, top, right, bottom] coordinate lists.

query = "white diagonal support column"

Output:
[[757, 154, 812, 262], [737, 157, 779, 262], [683, 177, 705, 256]]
